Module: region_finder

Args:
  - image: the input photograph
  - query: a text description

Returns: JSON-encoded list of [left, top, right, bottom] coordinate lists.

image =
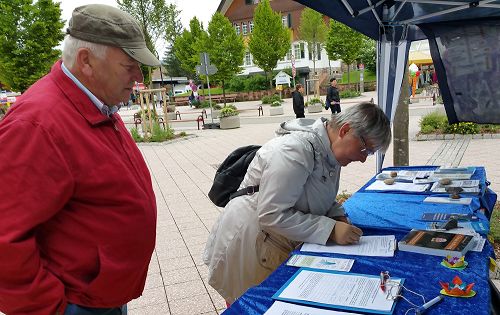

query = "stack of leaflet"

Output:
[[367, 170, 432, 192], [433, 166, 476, 180], [430, 179, 480, 194]]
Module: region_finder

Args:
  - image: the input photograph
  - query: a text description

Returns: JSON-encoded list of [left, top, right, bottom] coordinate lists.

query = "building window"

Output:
[[235, 24, 240, 35], [249, 21, 254, 33], [294, 42, 305, 59], [242, 22, 248, 35], [287, 48, 292, 61], [282, 15, 288, 28], [245, 0, 259, 4], [245, 51, 252, 66]]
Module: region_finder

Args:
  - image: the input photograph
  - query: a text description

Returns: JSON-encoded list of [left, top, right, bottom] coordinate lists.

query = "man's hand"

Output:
[[329, 221, 363, 245], [332, 215, 349, 223]]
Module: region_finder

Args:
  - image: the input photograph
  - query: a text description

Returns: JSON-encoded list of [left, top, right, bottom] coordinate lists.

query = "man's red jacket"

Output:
[[0, 61, 157, 314]]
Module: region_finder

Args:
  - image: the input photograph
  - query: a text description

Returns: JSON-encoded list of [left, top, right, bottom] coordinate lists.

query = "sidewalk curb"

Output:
[[415, 133, 500, 141]]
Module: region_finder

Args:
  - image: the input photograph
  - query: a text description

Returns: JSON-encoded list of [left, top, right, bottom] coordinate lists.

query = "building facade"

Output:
[[217, 0, 340, 85]]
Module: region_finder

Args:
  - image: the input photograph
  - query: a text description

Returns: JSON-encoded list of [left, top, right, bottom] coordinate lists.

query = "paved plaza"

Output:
[[122, 93, 500, 314]]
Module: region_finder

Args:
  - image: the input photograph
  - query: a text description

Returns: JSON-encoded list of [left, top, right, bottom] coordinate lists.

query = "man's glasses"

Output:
[[359, 135, 376, 156]]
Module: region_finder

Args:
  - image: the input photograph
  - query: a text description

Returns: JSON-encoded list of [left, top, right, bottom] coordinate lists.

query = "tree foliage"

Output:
[[0, 0, 64, 92], [358, 37, 376, 73], [117, 0, 181, 83], [248, 0, 291, 88], [325, 20, 364, 84], [298, 8, 328, 75], [174, 17, 207, 78], [206, 12, 245, 103]]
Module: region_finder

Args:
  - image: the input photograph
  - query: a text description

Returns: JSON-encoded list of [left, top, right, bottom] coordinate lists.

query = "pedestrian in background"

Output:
[[292, 83, 305, 118], [326, 78, 341, 114], [0, 4, 159, 314]]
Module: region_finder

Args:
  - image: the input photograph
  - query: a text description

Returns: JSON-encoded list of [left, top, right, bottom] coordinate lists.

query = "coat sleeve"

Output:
[[255, 137, 335, 245], [0, 119, 72, 314]]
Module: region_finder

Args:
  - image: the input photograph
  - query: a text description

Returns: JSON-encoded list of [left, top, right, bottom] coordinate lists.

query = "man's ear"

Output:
[[338, 123, 351, 138], [75, 48, 93, 77]]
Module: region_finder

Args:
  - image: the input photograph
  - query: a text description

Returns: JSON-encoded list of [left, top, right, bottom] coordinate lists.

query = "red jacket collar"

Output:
[[50, 60, 111, 126]]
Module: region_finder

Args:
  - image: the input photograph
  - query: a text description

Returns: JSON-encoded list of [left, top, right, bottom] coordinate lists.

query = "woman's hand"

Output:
[[329, 221, 363, 245], [332, 215, 349, 223]]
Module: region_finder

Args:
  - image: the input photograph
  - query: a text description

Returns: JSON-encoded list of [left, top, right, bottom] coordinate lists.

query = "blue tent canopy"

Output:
[[294, 0, 500, 169]]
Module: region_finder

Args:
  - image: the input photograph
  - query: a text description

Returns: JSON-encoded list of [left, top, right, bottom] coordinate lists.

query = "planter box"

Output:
[[166, 105, 176, 113], [269, 106, 284, 116], [166, 112, 177, 120], [220, 115, 240, 129], [307, 103, 323, 113]]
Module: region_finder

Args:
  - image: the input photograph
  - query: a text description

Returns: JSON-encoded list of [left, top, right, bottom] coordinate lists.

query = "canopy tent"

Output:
[[293, 0, 500, 170], [408, 50, 432, 65]]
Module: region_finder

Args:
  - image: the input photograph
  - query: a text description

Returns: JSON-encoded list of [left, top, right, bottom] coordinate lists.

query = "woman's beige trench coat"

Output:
[[203, 118, 346, 303]]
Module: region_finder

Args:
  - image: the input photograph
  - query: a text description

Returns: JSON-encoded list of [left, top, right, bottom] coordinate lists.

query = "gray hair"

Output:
[[62, 35, 108, 68], [328, 102, 392, 152]]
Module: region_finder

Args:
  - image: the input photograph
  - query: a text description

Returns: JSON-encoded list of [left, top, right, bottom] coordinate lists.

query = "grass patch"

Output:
[[490, 201, 500, 243], [339, 70, 376, 84]]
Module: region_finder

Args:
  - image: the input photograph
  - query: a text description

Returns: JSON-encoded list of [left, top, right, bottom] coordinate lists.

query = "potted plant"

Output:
[[166, 104, 177, 120], [269, 100, 284, 116], [219, 105, 240, 129], [307, 97, 323, 113]]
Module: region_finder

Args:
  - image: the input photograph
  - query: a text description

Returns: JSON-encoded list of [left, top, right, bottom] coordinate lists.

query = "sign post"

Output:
[[196, 52, 218, 128], [359, 63, 365, 93]]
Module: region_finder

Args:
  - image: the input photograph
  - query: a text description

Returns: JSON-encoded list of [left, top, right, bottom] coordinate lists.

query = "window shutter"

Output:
[[288, 13, 292, 28]]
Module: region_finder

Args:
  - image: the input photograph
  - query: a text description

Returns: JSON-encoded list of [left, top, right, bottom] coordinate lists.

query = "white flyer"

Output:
[[301, 235, 396, 257], [286, 254, 354, 272]]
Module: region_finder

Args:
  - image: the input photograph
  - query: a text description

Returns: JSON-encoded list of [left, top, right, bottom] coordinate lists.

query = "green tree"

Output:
[[358, 37, 376, 73], [325, 20, 363, 85], [174, 17, 207, 77], [0, 0, 64, 92], [206, 12, 244, 105], [117, 0, 180, 84], [298, 8, 328, 75], [248, 0, 291, 88]]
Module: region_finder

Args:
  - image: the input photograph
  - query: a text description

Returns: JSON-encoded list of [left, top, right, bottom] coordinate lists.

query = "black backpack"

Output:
[[208, 145, 261, 207]]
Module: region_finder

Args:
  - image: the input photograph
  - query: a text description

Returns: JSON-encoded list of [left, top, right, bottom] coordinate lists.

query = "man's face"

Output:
[[331, 80, 337, 87], [90, 47, 143, 105]]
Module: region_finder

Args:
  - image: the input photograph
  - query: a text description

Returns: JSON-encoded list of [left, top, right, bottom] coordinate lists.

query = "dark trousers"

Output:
[[330, 102, 341, 114], [64, 304, 127, 315], [295, 113, 305, 118]]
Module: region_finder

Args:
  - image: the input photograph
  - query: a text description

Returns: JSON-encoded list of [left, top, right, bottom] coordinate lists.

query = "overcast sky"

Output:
[[58, 0, 220, 56]]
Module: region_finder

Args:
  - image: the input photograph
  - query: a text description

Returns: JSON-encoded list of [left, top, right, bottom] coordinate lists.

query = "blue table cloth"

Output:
[[223, 166, 496, 315], [224, 229, 494, 315]]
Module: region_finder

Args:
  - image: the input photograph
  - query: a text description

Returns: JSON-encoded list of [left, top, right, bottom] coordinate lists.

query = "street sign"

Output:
[[197, 53, 218, 76], [274, 70, 291, 85], [207, 64, 218, 75]]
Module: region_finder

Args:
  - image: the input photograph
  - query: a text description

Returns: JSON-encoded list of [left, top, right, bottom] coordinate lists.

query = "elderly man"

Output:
[[0, 5, 159, 315]]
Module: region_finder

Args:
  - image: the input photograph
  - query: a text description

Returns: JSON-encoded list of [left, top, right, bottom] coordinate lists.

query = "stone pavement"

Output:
[[123, 93, 499, 314]]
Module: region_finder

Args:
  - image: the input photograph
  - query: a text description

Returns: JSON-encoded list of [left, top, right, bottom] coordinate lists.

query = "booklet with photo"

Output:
[[286, 254, 354, 272], [398, 229, 475, 257]]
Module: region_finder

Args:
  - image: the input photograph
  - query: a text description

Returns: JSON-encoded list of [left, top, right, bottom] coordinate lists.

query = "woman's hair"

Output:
[[295, 84, 303, 91], [328, 102, 392, 152], [62, 35, 108, 68]]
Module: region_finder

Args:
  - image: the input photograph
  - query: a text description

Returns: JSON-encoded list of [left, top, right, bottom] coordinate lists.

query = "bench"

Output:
[[174, 109, 208, 121], [410, 95, 436, 105], [238, 105, 264, 117], [168, 115, 205, 130]]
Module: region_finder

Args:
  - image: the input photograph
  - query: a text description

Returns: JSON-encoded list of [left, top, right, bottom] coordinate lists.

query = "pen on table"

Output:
[[416, 295, 443, 314]]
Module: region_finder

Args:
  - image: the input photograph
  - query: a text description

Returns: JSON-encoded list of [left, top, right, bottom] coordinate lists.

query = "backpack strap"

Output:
[[228, 140, 315, 202], [229, 185, 260, 201]]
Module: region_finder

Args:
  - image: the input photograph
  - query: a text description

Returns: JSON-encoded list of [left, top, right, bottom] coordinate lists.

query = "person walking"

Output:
[[0, 4, 160, 315], [292, 84, 305, 118], [326, 78, 341, 114], [203, 102, 392, 304]]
